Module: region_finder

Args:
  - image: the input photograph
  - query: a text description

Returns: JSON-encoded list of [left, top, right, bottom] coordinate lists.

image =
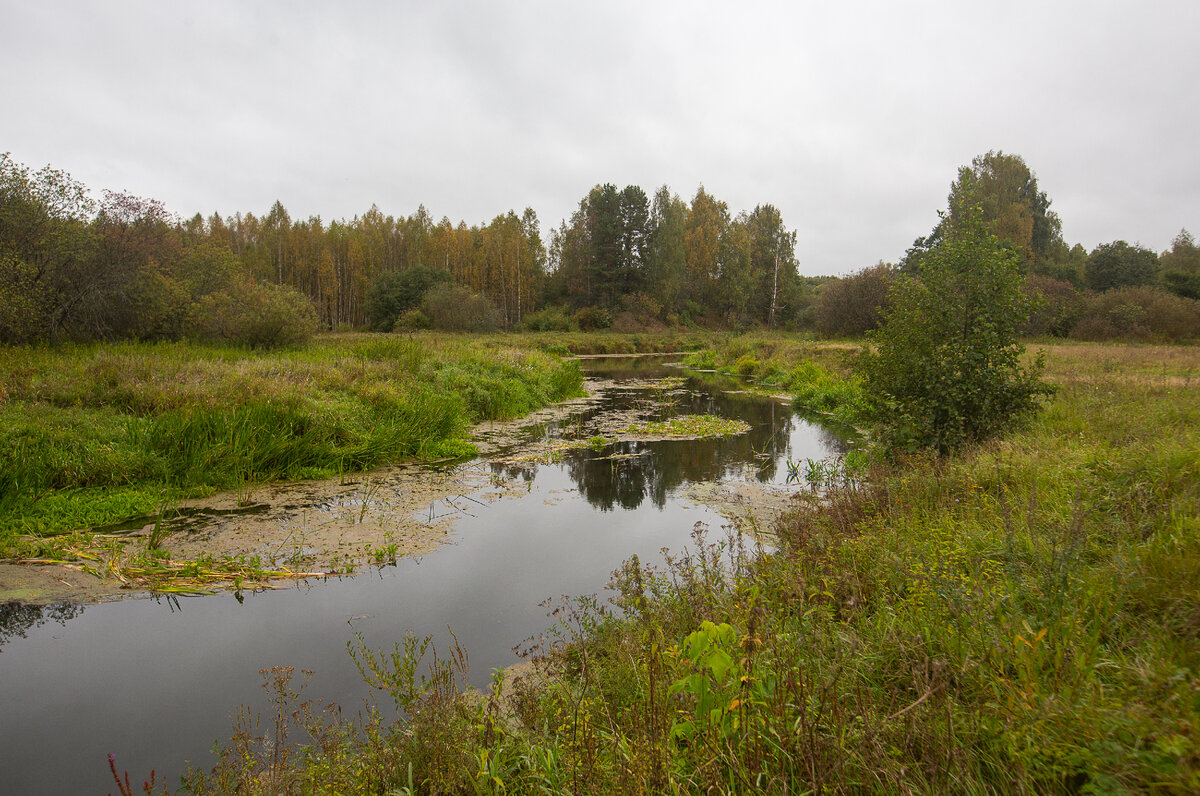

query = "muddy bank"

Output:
[[0, 562, 130, 605]]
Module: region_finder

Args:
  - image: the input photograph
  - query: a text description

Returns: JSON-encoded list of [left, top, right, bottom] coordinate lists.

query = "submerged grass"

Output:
[[0, 334, 583, 549], [165, 338, 1200, 794]]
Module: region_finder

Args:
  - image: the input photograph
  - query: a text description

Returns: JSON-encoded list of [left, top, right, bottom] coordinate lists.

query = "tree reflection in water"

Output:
[[490, 364, 848, 512], [0, 600, 83, 650]]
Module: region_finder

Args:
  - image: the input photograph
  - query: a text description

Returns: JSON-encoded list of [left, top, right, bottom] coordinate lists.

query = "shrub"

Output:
[[1071, 286, 1200, 341], [735, 354, 758, 376], [572, 306, 612, 331], [813, 262, 895, 337], [1022, 274, 1082, 337], [860, 205, 1050, 453], [521, 306, 572, 332], [393, 309, 430, 331], [421, 284, 502, 332], [187, 281, 319, 347]]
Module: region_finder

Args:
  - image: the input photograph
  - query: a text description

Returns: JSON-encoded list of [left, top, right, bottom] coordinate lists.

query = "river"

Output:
[[0, 355, 846, 793]]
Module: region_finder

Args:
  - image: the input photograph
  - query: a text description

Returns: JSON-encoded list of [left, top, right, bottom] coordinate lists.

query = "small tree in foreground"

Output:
[[859, 204, 1050, 453]]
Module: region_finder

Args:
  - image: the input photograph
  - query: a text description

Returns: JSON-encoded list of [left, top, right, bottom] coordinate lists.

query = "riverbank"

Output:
[[176, 338, 1199, 794], [0, 334, 587, 588], [0, 341, 744, 603]]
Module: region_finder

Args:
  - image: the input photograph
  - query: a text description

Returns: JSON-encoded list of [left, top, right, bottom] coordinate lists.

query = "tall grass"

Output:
[[0, 334, 583, 543]]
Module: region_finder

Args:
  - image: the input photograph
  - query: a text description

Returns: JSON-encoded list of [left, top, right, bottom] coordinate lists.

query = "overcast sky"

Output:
[[3, 0, 1197, 275]]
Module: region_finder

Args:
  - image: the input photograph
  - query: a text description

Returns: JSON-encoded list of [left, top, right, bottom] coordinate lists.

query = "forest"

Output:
[[4, 149, 1197, 347]]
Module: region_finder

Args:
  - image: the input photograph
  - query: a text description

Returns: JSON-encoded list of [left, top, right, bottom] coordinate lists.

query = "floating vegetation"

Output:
[[8, 533, 326, 595], [625, 414, 750, 439], [645, 376, 688, 390], [504, 434, 619, 464]]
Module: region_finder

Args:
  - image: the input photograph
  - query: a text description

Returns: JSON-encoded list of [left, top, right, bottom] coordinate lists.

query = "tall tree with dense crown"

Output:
[[905, 151, 1066, 275], [683, 186, 729, 312], [1085, 240, 1159, 292]]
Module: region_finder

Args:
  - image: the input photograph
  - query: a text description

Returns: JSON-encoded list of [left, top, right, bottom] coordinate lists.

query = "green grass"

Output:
[[683, 335, 871, 432], [170, 338, 1200, 794], [0, 334, 583, 545]]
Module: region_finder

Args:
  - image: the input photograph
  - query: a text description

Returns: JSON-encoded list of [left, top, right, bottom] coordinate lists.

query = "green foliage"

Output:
[[786, 361, 870, 428], [681, 349, 717, 369], [1163, 269, 1200, 299], [393, 308, 430, 331], [905, 151, 1065, 275], [667, 621, 763, 741], [572, 305, 612, 331], [421, 283, 502, 332], [734, 354, 758, 375], [520, 305, 572, 332], [861, 205, 1050, 453], [1160, 229, 1200, 299], [188, 280, 320, 347], [177, 341, 1200, 794], [1070, 285, 1200, 341], [0, 336, 583, 543], [365, 265, 453, 331], [1085, 240, 1160, 292]]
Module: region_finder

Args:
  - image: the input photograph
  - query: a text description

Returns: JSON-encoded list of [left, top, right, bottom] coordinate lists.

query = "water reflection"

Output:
[[0, 354, 851, 793], [0, 600, 83, 651], [494, 360, 849, 512]]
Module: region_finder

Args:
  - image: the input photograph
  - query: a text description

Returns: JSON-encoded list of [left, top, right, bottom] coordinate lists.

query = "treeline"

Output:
[[1, 152, 806, 345], [5, 149, 1196, 345], [812, 151, 1200, 341], [544, 184, 802, 329], [1, 155, 316, 346]]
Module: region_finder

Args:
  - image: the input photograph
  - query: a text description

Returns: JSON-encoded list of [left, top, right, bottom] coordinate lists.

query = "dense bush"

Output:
[[365, 265, 453, 332], [572, 306, 612, 331], [860, 206, 1049, 453], [1022, 274, 1083, 337], [393, 308, 430, 331], [421, 284, 502, 332], [187, 281, 319, 347], [813, 262, 894, 337], [521, 305, 572, 332], [1085, 240, 1159, 292], [1070, 286, 1200, 341]]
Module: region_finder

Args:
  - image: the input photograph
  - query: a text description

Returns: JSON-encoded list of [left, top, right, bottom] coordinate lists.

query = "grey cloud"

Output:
[[2, 0, 1197, 274]]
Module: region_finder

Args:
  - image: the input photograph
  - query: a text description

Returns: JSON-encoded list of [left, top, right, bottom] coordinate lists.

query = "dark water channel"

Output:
[[0, 356, 845, 794]]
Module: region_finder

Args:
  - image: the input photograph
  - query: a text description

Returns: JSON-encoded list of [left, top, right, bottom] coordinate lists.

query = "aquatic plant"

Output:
[[625, 414, 750, 439]]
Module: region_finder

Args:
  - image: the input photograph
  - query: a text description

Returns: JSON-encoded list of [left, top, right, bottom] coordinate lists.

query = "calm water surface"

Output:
[[0, 356, 845, 794]]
